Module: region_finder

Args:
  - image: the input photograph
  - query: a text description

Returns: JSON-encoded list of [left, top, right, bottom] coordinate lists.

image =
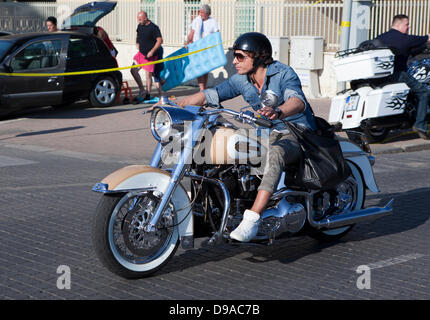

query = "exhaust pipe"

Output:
[[308, 199, 394, 230]]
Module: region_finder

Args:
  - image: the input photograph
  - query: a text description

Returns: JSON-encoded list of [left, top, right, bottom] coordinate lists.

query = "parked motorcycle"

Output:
[[92, 93, 393, 279], [329, 44, 430, 142]]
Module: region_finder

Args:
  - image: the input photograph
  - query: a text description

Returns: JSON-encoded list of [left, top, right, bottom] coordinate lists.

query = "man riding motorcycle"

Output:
[[376, 14, 430, 139], [178, 32, 317, 242]]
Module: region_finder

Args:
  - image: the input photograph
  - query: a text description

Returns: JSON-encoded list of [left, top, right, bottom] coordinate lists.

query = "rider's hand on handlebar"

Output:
[[177, 99, 186, 108], [177, 91, 206, 109], [257, 106, 279, 120]]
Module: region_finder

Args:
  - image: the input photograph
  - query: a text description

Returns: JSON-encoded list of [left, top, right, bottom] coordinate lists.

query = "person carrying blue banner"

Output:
[[186, 4, 220, 91]]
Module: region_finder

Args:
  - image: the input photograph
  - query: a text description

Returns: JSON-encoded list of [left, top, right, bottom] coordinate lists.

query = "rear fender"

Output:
[[93, 165, 193, 248], [340, 141, 380, 193]]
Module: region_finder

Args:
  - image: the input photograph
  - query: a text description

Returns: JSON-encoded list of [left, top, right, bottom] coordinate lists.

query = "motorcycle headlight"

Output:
[[150, 106, 197, 142], [151, 107, 172, 141]]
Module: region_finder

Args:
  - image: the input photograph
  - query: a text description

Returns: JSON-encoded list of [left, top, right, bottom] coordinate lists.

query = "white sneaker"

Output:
[[230, 210, 260, 242]]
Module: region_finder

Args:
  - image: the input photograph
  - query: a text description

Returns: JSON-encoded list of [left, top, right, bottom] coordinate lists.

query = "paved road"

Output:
[[0, 98, 429, 301], [1, 86, 430, 165]]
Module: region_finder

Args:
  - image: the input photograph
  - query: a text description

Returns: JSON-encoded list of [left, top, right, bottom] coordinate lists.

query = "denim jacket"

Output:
[[203, 61, 316, 131]]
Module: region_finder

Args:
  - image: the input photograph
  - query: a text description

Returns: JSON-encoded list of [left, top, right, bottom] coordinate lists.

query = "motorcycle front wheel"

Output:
[[308, 162, 365, 242], [92, 192, 179, 279]]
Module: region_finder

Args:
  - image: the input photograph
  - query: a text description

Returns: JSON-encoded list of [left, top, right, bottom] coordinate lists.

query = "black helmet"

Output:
[[232, 32, 272, 56]]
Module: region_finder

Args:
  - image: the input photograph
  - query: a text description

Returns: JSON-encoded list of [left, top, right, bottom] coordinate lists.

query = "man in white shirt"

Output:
[[186, 4, 220, 91]]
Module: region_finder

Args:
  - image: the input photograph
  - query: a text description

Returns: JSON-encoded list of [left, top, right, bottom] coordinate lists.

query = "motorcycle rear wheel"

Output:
[[363, 127, 390, 143], [308, 162, 365, 242], [92, 192, 179, 279]]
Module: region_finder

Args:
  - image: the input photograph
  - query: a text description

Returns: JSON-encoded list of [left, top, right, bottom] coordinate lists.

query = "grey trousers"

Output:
[[257, 131, 302, 193]]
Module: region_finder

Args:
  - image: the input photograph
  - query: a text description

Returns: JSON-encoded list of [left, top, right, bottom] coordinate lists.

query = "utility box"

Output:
[[268, 36, 289, 65], [290, 36, 324, 98], [290, 36, 324, 70]]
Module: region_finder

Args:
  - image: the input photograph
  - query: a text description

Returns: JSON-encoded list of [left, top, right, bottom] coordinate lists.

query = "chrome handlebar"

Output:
[[201, 106, 273, 128], [157, 97, 273, 128]]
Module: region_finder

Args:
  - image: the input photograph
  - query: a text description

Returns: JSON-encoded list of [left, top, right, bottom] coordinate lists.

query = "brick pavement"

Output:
[[0, 83, 429, 301], [0, 145, 429, 300]]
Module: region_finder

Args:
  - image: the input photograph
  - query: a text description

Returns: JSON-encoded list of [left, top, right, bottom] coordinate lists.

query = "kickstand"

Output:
[[268, 231, 276, 247]]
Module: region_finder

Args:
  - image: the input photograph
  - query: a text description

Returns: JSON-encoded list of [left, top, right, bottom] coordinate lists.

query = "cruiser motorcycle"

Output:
[[329, 42, 430, 143], [92, 94, 393, 279]]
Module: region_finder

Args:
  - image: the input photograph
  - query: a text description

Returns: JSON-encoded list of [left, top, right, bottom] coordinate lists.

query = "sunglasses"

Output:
[[234, 52, 248, 62]]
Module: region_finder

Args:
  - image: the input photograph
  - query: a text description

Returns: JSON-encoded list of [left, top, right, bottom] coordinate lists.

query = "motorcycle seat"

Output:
[[350, 77, 399, 90]]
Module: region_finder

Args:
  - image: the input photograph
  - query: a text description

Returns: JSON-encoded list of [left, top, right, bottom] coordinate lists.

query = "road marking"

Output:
[[358, 253, 426, 270], [1, 182, 94, 191], [0, 155, 37, 168]]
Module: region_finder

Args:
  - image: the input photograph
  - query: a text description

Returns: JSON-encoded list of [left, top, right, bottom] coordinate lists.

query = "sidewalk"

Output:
[[123, 79, 430, 155]]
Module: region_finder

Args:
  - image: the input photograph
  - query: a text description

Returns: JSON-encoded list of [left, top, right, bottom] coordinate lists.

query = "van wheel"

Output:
[[363, 127, 389, 143], [89, 76, 118, 107]]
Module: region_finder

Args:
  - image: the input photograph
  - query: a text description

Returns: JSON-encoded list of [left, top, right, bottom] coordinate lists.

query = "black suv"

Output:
[[0, 1, 122, 116]]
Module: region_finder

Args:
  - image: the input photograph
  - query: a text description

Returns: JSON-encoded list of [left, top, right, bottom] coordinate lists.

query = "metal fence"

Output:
[[0, 2, 56, 33], [2, 0, 430, 51]]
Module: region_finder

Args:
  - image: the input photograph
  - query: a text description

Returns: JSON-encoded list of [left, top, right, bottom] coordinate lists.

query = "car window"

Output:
[[63, 9, 106, 28], [10, 39, 62, 71], [0, 40, 13, 60], [67, 37, 98, 59]]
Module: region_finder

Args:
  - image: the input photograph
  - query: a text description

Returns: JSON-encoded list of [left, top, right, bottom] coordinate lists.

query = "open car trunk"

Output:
[[61, 1, 117, 34]]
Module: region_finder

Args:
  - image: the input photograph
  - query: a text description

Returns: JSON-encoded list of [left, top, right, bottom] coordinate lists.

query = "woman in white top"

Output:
[[186, 4, 220, 91]]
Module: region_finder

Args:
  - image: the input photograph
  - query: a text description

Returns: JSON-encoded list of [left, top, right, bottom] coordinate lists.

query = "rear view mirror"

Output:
[[260, 90, 279, 108], [3, 57, 13, 73]]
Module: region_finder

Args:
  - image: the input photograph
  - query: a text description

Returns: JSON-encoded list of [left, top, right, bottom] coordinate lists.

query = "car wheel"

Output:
[[89, 76, 118, 107]]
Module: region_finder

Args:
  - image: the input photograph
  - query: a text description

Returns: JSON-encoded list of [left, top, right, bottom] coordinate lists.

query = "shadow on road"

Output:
[[0, 86, 200, 121], [148, 187, 430, 277], [0, 102, 146, 121], [15, 126, 85, 137]]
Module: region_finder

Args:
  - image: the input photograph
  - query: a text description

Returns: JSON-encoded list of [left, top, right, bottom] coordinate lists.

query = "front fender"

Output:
[[93, 165, 193, 248]]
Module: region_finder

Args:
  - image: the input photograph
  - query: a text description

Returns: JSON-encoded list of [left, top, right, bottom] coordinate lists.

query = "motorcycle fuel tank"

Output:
[[208, 127, 267, 165]]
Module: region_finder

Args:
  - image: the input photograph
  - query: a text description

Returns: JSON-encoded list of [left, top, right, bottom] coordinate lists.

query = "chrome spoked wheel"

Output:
[[310, 162, 365, 239], [108, 192, 178, 272], [93, 191, 179, 278]]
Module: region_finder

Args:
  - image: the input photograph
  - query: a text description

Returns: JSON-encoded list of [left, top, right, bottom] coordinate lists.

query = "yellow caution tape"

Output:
[[0, 41, 224, 77], [338, 20, 351, 36], [304, 0, 324, 8], [341, 21, 351, 28]]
